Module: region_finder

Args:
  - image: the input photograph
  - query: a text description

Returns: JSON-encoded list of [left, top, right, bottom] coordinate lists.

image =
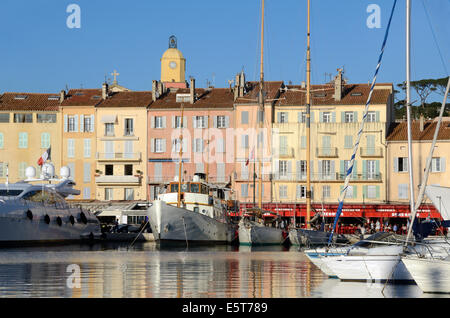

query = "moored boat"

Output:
[[0, 163, 101, 245], [148, 173, 236, 246]]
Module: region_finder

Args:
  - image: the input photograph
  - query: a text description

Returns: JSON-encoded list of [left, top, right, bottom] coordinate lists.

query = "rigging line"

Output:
[[421, 0, 449, 76], [328, 0, 398, 245]]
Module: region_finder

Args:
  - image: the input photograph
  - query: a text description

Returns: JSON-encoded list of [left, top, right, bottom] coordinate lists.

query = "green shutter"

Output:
[[376, 186, 380, 199], [0, 133, 3, 149], [376, 111, 381, 122], [363, 185, 367, 200]]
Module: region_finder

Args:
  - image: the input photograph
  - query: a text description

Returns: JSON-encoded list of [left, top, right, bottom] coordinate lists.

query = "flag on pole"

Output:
[[246, 148, 255, 166], [37, 147, 51, 166]]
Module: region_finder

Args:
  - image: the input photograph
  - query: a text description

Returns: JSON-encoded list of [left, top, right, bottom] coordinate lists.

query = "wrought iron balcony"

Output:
[[316, 147, 338, 158], [360, 147, 384, 157], [96, 152, 142, 161]]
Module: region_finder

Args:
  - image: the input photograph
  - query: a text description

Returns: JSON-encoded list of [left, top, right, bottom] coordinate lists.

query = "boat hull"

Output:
[[402, 256, 450, 294], [323, 254, 414, 283], [238, 221, 285, 246], [289, 229, 348, 247], [148, 200, 235, 245], [0, 214, 100, 245]]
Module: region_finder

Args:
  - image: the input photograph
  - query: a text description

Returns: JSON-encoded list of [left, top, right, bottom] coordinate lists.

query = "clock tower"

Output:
[[161, 35, 187, 88]]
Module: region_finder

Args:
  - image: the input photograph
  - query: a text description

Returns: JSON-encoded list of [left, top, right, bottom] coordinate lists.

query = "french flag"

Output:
[[37, 147, 51, 166], [246, 148, 255, 166]]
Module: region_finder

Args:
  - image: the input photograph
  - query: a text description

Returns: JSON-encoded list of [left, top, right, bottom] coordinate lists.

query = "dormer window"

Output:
[[14, 95, 28, 100]]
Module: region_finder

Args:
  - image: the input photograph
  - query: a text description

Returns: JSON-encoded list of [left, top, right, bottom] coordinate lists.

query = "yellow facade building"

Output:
[[94, 84, 151, 201], [387, 118, 450, 203], [0, 92, 61, 183], [272, 72, 394, 204], [61, 89, 102, 200]]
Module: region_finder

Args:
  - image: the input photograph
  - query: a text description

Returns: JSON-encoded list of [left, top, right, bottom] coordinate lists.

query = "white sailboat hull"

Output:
[[402, 256, 450, 294], [323, 254, 414, 283]]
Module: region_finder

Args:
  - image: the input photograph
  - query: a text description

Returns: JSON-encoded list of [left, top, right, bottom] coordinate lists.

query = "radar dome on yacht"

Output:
[[60, 166, 71, 179], [41, 163, 55, 178], [193, 175, 200, 182], [25, 166, 36, 179]]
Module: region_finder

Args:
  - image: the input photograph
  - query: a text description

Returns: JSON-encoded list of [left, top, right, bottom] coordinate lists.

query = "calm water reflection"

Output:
[[0, 243, 446, 298]]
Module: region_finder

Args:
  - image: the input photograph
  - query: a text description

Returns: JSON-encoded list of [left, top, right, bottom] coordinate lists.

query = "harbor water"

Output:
[[0, 242, 447, 298]]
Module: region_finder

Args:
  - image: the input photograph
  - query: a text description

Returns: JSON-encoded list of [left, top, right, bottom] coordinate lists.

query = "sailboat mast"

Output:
[[405, 0, 415, 217], [306, 0, 312, 229], [177, 103, 185, 208], [258, 0, 265, 211]]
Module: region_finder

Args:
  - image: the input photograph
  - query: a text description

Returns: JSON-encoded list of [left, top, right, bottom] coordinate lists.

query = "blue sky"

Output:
[[0, 0, 448, 103]]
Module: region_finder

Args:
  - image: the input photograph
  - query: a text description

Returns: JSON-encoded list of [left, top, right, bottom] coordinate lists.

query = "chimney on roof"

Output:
[[190, 78, 196, 104], [420, 114, 425, 132], [102, 82, 109, 100], [152, 80, 158, 102], [333, 68, 344, 102], [233, 71, 246, 101], [59, 90, 66, 103], [301, 81, 306, 89]]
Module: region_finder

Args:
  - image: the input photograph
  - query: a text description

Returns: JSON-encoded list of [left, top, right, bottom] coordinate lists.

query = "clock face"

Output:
[[169, 61, 177, 69]]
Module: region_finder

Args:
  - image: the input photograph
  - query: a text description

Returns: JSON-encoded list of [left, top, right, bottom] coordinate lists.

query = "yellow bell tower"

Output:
[[161, 36, 186, 88]]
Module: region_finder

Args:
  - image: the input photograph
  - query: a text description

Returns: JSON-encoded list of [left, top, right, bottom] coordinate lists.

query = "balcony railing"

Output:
[[271, 172, 383, 182], [95, 175, 141, 184], [360, 147, 384, 157], [96, 152, 142, 161], [316, 147, 338, 158], [337, 173, 383, 182], [278, 147, 295, 158]]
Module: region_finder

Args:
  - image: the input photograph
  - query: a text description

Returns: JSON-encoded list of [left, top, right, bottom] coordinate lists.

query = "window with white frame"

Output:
[[279, 160, 288, 177], [344, 112, 354, 123], [322, 112, 332, 123], [68, 115, 77, 132], [195, 116, 207, 128], [367, 111, 377, 122], [216, 116, 226, 128], [124, 188, 134, 201], [297, 185, 307, 199], [279, 112, 288, 123], [105, 123, 114, 136], [432, 158, 445, 173], [105, 188, 113, 201], [396, 157, 408, 172], [155, 116, 164, 129], [154, 139, 165, 153], [124, 118, 134, 136]]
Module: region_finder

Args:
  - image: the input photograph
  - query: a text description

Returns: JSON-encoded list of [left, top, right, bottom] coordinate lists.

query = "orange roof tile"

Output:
[[387, 119, 450, 142], [0, 92, 60, 111], [96, 91, 152, 108], [61, 89, 103, 106], [275, 83, 392, 106]]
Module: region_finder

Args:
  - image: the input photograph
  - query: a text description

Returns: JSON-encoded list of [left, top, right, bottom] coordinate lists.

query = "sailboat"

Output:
[[238, 0, 286, 246], [147, 104, 237, 246], [321, 1, 450, 283]]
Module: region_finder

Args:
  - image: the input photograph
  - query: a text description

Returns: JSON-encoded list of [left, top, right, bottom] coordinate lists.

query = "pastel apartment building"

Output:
[[387, 118, 450, 203], [0, 92, 62, 183], [61, 89, 101, 200], [147, 78, 235, 200], [271, 70, 395, 204], [94, 84, 151, 202]]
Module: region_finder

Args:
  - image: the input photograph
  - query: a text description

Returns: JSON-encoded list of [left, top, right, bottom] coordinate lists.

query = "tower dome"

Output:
[[161, 36, 186, 87]]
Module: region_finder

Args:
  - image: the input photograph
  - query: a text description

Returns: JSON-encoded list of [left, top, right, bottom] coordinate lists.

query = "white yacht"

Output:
[[0, 164, 101, 245], [147, 173, 237, 246]]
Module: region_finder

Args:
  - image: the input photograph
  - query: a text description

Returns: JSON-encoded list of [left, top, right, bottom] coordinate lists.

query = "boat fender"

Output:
[[80, 212, 88, 224], [69, 215, 75, 225], [44, 214, 50, 225], [56, 217, 62, 226], [26, 210, 33, 221]]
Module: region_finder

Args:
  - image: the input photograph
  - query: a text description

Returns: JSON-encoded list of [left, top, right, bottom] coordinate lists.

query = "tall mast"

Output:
[[405, 0, 415, 217], [177, 103, 185, 208], [306, 0, 312, 229], [258, 0, 265, 211]]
